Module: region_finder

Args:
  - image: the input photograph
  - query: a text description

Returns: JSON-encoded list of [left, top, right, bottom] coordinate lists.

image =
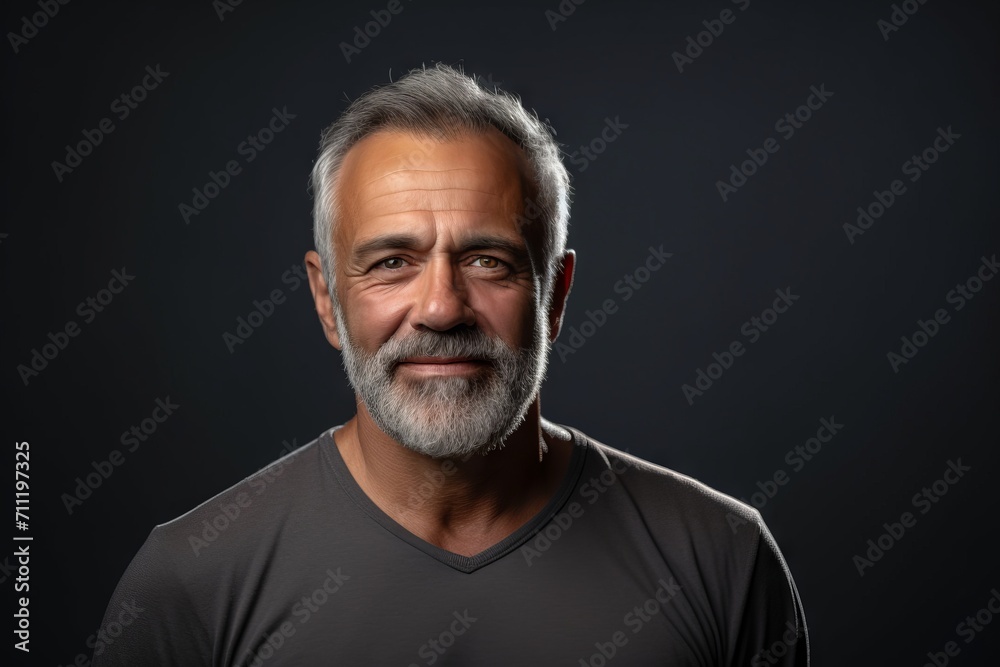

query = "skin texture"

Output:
[[305, 128, 576, 557]]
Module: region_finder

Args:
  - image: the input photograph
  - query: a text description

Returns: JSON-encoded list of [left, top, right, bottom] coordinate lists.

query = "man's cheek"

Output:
[[350, 308, 404, 353], [470, 292, 533, 346]]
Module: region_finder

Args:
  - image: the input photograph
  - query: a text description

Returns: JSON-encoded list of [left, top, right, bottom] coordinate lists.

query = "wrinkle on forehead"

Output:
[[335, 129, 535, 248], [362, 167, 480, 188]]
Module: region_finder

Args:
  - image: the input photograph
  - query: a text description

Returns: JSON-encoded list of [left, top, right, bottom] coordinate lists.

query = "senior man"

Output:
[[94, 64, 808, 666]]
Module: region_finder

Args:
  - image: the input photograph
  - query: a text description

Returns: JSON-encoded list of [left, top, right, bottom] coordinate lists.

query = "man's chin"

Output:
[[399, 437, 498, 460], [348, 349, 541, 458], [367, 393, 515, 459]]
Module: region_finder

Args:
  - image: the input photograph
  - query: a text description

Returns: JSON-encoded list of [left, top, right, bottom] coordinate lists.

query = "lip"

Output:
[[396, 357, 489, 374], [399, 356, 482, 364]]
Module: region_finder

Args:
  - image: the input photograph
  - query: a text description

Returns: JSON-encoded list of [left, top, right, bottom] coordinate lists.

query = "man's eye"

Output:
[[472, 256, 502, 269], [378, 257, 406, 270]]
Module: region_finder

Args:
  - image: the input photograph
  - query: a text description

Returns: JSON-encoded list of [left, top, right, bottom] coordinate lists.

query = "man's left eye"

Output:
[[472, 256, 502, 269]]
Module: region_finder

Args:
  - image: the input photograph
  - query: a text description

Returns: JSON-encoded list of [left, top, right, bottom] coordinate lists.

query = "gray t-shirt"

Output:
[[93, 424, 809, 666]]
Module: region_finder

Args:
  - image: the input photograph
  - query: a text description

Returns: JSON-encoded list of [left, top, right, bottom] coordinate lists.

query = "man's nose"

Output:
[[410, 258, 476, 332]]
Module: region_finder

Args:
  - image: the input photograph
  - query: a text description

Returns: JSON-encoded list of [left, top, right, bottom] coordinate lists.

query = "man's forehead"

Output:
[[340, 128, 530, 195], [334, 128, 537, 244], [360, 167, 508, 204]]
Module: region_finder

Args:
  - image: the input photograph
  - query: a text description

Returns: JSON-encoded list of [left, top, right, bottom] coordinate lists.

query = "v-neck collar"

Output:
[[320, 422, 589, 574]]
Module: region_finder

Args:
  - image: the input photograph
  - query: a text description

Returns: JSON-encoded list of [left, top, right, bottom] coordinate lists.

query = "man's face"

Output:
[[328, 128, 553, 458]]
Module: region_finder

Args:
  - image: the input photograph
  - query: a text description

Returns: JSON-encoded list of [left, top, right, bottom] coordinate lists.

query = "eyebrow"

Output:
[[352, 233, 529, 264]]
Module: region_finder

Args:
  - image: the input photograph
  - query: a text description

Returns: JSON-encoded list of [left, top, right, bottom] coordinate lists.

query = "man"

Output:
[[94, 63, 808, 665]]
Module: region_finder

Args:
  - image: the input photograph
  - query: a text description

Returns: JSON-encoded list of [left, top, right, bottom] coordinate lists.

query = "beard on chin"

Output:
[[333, 302, 551, 459]]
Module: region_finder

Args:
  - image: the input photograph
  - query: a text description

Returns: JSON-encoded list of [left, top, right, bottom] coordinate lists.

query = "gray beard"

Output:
[[332, 298, 551, 459]]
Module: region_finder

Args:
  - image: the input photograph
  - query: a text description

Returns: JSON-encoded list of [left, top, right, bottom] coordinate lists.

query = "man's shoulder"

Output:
[[566, 425, 764, 542], [147, 427, 334, 559]]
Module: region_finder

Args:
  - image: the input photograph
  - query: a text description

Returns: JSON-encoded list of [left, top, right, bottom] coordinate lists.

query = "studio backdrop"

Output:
[[4, 0, 999, 664]]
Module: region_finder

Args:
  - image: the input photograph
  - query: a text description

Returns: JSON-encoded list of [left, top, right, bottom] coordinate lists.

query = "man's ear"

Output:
[[547, 249, 576, 342], [305, 250, 342, 350]]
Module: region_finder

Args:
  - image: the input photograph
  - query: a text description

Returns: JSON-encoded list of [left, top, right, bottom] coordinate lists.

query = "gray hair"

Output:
[[308, 63, 571, 311]]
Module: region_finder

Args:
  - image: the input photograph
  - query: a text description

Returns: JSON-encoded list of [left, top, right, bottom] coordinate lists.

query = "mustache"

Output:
[[376, 328, 511, 369]]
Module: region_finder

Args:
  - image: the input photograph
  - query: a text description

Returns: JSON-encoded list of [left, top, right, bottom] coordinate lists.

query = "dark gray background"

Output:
[[4, 0, 998, 664]]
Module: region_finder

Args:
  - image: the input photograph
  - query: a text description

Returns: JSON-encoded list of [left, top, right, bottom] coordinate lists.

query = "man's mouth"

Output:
[[395, 356, 490, 374], [399, 356, 482, 364]]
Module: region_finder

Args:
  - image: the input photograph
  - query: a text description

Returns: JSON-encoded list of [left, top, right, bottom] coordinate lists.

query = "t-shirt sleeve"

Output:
[[728, 515, 810, 666], [91, 528, 213, 666]]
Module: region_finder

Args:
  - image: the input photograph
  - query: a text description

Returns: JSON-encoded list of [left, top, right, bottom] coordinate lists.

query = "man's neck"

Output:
[[332, 400, 575, 557]]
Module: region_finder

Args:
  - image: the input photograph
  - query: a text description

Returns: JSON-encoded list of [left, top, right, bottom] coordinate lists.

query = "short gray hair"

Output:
[[309, 63, 571, 310]]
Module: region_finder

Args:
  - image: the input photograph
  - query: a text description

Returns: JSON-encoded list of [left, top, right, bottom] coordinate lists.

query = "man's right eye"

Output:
[[378, 257, 406, 270]]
